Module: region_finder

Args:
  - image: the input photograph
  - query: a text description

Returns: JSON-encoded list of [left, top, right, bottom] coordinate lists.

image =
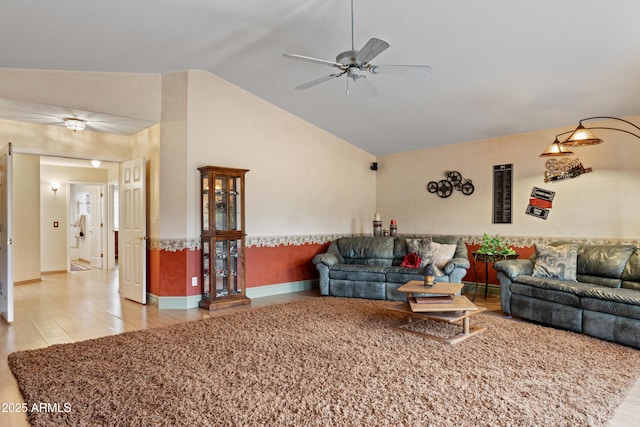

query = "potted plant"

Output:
[[476, 234, 517, 261]]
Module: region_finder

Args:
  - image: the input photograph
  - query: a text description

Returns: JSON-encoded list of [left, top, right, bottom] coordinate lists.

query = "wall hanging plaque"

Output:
[[544, 158, 592, 182], [493, 164, 512, 224], [526, 187, 555, 220]]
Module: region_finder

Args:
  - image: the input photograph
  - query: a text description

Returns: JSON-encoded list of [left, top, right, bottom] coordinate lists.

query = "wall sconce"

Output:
[[51, 182, 61, 194], [64, 118, 86, 132], [91, 160, 101, 168]]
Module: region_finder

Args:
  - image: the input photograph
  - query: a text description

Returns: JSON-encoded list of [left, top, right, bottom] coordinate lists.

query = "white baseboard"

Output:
[[147, 293, 202, 309], [147, 280, 318, 309], [246, 280, 318, 299]]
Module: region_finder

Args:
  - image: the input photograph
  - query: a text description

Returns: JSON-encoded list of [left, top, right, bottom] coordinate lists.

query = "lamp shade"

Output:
[[562, 124, 603, 146], [539, 139, 575, 157]]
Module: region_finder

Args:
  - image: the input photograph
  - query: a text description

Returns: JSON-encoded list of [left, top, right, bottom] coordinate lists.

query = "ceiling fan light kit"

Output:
[[283, 0, 432, 97]]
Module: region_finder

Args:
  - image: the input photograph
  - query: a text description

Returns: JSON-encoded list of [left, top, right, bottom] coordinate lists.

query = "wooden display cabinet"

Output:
[[198, 166, 250, 310]]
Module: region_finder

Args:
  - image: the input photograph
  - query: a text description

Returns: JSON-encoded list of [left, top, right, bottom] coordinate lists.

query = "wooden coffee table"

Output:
[[388, 281, 486, 344]]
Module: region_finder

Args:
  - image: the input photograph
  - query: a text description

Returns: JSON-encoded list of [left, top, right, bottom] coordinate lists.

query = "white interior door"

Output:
[[119, 158, 146, 304], [0, 143, 13, 322], [88, 186, 103, 268]]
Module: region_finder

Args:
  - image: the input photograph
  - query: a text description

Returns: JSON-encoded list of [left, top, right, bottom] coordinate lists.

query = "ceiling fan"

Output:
[[283, 0, 433, 97]]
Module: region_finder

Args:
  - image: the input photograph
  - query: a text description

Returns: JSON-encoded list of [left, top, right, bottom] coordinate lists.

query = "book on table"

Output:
[[414, 296, 454, 304]]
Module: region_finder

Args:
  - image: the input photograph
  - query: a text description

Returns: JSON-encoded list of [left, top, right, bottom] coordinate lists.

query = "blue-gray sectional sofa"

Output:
[[312, 235, 470, 301], [495, 242, 640, 349]]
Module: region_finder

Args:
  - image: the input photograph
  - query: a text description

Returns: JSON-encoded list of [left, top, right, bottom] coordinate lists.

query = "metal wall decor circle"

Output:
[[426, 170, 474, 198]]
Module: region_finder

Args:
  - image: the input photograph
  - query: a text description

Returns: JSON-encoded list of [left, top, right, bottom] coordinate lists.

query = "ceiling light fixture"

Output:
[[91, 160, 101, 168], [64, 118, 86, 132]]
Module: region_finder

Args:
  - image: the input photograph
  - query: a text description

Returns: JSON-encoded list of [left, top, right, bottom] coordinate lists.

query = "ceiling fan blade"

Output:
[[369, 65, 434, 77], [294, 73, 344, 90], [283, 53, 344, 68], [352, 75, 377, 98], [355, 38, 390, 66]]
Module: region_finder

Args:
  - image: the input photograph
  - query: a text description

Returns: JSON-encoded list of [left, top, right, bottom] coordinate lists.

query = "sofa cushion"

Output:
[[329, 264, 387, 282], [575, 275, 622, 289], [621, 250, 640, 291], [577, 245, 635, 282], [515, 275, 598, 296], [494, 259, 534, 282], [385, 266, 429, 284], [329, 279, 386, 300], [337, 236, 395, 266], [532, 244, 579, 281], [511, 282, 581, 308], [581, 288, 640, 320]]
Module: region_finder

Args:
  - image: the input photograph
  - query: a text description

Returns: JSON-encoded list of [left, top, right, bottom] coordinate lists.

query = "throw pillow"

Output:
[[430, 242, 458, 269], [532, 243, 579, 281], [406, 238, 433, 267], [400, 252, 422, 268]]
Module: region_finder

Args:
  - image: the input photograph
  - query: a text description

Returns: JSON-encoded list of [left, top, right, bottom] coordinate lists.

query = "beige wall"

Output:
[[186, 70, 377, 239], [0, 68, 161, 123], [131, 124, 161, 239], [0, 119, 134, 162], [157, 73, 189, 239], [13, 154, 40, 283], [376, 116, 640, 241]]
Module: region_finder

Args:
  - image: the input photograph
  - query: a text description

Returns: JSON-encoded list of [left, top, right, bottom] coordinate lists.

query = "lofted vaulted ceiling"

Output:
[[1, 0, 639, 155]]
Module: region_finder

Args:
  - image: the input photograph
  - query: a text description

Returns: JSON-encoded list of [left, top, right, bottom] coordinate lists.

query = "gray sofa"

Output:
[[494, 243, 640, 349], [312, 236, 470, 301]]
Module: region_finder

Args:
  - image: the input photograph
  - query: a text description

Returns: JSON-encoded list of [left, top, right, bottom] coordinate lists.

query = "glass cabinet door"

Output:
[[213, 173, 243, 232], [230, 175, 242, 231], [202, 176, 210, 232], [213, 238, 243, 298], [214, 174, 228, 231], [202, 239, 210, 299], [215, 239, 229, 297], [229, 239, 242, 295]]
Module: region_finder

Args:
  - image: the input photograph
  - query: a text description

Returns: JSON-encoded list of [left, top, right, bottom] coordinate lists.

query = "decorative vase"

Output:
[[373, 220, 382, 236], [423, 263, 436, 286]]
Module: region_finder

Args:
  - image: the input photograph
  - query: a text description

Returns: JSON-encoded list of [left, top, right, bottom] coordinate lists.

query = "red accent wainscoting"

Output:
[[245, 242, 330, 288], [149, 248, 201, 297], [463, 244, 535, 285], [147, 240, 535, 300]]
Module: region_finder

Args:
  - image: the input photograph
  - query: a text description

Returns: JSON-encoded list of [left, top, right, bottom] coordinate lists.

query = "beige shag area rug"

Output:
[[9, 297, 640, 426]]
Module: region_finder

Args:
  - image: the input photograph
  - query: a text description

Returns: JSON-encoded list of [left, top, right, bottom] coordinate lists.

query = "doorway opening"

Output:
[[37, 156, 120, 276], [68, 183, 106, 271]]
